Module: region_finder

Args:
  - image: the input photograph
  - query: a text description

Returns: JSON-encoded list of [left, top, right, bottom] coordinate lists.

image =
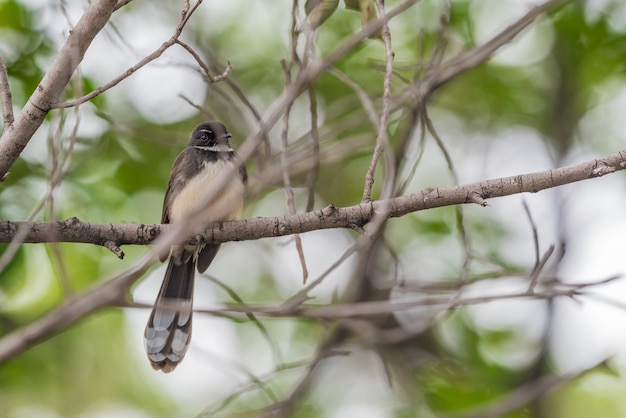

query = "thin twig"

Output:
[[200, 359, 311, 416], [178, 93, 215, 120], [328, 67, 380, 128], [205, 275, 283, 367], [0, 56, 14, 128], [396, 101, 427, 194], [0, 226, 30, 274], [285, 234, 365, 307], [296, 0, 320, 213], [47, 67, 85, 296], [362, 0, 396, 203], [259, 326, 350, 417], [175, 39, 233, 82], [280, 59, 309, 284], [522, 198, 541, 270], [528, 245, 555, 292], [305, 86, 320, 212], [422, 105, 474, 282]]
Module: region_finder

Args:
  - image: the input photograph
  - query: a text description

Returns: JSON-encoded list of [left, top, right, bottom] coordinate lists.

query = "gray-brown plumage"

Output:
[[144, 121, 247, 373]]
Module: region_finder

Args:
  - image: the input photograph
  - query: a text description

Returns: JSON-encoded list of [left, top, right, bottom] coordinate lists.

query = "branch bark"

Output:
[[1, 149, 624, 247]]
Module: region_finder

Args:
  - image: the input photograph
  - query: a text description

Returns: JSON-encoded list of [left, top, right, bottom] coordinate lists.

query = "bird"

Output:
[[144, 121, 247, 373]]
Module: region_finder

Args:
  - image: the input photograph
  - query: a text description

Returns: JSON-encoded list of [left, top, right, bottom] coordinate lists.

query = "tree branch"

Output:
[[0, 150, 624, 246]]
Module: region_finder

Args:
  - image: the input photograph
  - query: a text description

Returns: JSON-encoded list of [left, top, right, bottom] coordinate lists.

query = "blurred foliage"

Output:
[[1, 0, 626, 417]]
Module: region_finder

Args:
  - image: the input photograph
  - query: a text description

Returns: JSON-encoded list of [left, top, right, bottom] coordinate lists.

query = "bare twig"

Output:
[[396, 102, 427, 194], [328, 68, 379, 128], [200, 360, 311, 416], [0, 226, 30, 274], [305, 85, 320, 212], [528, 245, 555, 292], [205, 275, 283, 367], [259, 326, 350, 417], [46, 68, 86, 296], [0, 56, 14, 128], [175, 39, 233, 82], [280, 59, 309, 284], [522, 198, 541, 269], [362, 0, 396, 203]]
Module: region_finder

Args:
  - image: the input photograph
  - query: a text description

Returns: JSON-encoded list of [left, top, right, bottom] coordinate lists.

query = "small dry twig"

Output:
[[0, 56, 14, 128], [362, 0, 396, 203]]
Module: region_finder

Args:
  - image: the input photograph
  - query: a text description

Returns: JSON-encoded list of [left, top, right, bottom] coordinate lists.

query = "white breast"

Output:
[[169, 160, 245, 225]]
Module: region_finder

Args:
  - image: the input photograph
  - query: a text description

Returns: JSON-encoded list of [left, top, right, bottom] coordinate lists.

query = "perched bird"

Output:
[[144, 121, 247, 373]]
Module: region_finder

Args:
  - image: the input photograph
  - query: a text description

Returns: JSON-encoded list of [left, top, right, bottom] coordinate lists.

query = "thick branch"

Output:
[[1, 150, 624, 246]]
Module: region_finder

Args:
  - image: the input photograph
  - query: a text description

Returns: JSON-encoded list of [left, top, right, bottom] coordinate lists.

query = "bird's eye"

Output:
[[200, 132, 210, 142]]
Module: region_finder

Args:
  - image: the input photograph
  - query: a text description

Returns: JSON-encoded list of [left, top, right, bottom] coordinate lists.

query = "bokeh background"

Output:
[[2, 0, 626, 417]]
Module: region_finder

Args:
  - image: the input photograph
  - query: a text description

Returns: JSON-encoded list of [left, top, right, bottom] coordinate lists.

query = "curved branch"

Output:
[[0, 149, 624, 246]]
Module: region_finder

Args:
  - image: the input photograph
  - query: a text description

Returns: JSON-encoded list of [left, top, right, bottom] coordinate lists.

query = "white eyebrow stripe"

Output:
[[199, 129, 213, 134]]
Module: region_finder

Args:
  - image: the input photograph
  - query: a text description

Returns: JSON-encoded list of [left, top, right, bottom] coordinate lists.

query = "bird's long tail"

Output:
[[144, 257, 195, 373]]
